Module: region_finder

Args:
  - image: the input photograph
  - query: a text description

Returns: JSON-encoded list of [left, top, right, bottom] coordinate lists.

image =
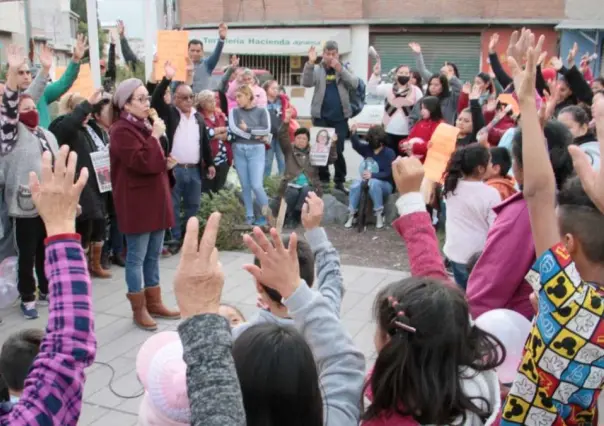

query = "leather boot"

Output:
[[145, 286, 180, 319], [90, 242, 112, 279], [126, 292, 157, 331]]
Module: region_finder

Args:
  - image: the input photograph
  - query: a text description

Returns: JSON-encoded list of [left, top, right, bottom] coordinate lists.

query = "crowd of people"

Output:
[[0, 17, 603, 426]]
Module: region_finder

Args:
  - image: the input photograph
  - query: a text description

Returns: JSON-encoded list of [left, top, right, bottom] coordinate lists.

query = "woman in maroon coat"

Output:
[[109, 78, 179, 331]]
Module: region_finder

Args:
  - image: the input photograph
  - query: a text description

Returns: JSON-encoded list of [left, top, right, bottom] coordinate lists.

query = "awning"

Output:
[[556, 20, 604, 30], [187, 27, 351, 55]]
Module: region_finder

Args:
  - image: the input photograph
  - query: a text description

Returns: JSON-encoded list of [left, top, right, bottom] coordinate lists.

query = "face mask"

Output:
[[19, 110, 39, 129], [397, 76, 410, 85]]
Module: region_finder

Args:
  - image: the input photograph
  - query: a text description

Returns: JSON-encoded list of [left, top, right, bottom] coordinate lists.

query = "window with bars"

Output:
[[237, 54, 306, 86]]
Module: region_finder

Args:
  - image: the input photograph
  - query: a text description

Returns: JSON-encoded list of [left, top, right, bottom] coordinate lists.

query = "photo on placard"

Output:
[[309, 127, 335, 166]]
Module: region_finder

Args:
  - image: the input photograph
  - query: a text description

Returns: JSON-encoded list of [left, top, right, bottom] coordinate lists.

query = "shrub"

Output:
[[263, 175, 282, 199], [197, 189, 246, 250]]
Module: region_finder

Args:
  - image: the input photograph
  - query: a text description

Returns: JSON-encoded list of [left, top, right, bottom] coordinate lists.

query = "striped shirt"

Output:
[[0, 235, 96, 426]]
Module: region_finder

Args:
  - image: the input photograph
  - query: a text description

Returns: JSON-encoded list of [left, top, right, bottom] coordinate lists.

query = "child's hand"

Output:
[[392, 156, 424, 195], [243, 228, 301, 299], [301, 192, 324, 230]]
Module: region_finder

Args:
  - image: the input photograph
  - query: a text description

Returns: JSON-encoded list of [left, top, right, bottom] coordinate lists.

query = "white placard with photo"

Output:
[[90, 151, 112, 193], [309, 127, 335, 167]]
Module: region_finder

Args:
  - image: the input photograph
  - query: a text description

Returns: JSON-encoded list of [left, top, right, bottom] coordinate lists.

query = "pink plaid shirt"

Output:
[[0, 235, 96, 425]]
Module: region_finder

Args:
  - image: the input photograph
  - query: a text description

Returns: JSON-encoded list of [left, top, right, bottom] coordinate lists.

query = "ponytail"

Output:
[[443, 144, 490, 197]]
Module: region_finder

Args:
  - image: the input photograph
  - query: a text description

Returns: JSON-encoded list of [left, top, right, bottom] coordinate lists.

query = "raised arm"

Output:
[[302, 47, 318, 88], [151, 73, 172, 122], [279, 112, 293, 156], [218, 66, 236, 93], [487, 33, 513, 88], [510, 30, 559, 256], [44, 34, 87, 104], [24, 44, 52, 103], [104, 32, 117, 89], [49, 99, 93, 143], [409, 43, 433, 82], [1, 147, 96, 426], [391, 157, 451, 283]]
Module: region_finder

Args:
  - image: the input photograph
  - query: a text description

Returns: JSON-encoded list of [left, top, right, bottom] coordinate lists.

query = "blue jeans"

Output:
[[171, 166, 202, 242], [233, 143, 269, 219], [450, 261, 469, 290], [348, 178, 392, 213], [125, 230, 164, 293], [264, 136, 285, 177]]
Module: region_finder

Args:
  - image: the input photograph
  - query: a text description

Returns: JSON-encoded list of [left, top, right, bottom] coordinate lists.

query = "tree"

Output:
[[70, 0, 108, 60]]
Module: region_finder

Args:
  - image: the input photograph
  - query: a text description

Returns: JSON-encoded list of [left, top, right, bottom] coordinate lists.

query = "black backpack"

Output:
[[344, 63, 365, 117]]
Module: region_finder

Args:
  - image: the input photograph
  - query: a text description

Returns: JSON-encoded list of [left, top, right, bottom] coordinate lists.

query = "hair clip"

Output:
[[393, 321, 417, 334]]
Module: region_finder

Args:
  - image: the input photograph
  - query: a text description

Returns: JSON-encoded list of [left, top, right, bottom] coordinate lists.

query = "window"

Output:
[[238, 54, 296, 85]]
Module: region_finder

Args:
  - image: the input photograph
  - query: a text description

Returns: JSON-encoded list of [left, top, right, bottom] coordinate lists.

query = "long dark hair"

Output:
[[443, 144, 490, 197], [420, 96, 443, 121], [232, 323, 323, 426], [427, 74, 450, 98], [411, 70, 423, 93], [362, 277, 505, 425]]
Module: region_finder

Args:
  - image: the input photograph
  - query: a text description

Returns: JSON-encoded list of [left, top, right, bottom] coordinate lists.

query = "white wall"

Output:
[[0, 2, 24, 35], [345, 24, 369, 82]]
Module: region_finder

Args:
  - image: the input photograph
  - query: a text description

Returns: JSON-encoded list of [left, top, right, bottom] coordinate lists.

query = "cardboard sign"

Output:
[[54, 64, 95, 99], [155, 30, 189, 82], [423, 123, 459, 182]]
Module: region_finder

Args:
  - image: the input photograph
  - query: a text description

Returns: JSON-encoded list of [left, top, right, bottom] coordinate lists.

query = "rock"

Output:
[[321, 194, 349, 225], [384, 193, 401, 225], [331, 188, 349, 206]]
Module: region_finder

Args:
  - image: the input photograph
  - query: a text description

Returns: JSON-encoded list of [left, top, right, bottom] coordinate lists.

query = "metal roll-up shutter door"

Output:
[[371, 33, 482, 82]]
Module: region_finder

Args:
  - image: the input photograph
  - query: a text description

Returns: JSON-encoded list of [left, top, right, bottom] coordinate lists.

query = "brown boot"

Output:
[[145, 286, 180, 319], [126, 292, 157, 331], [90, 242, 112, 279]]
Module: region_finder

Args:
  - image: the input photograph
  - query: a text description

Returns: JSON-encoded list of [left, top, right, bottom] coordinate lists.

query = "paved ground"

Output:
[[0, 250, 409, 425]]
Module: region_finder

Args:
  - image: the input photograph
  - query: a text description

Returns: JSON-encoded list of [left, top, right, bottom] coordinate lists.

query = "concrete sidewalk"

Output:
[[0, 250, 409, 425]]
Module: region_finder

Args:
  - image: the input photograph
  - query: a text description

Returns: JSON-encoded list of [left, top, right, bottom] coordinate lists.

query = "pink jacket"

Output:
[[466, 192, 535, 320], [226, 80, 267, 112]]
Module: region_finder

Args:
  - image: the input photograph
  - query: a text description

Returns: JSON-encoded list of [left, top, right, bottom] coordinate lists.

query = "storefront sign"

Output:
[[188, 27, 351, 55]]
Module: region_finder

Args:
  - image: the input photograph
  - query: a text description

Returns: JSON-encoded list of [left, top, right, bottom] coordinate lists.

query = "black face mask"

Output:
[[397, 76, 410, 85]]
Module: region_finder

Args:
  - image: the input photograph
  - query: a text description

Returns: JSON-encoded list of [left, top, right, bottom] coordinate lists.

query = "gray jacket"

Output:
[[302, 62, 360, 119], [0, 88, 59, 219], [408, 51, 462, 129], [232, 227, 365, 426], [191, 39, 225, 93]]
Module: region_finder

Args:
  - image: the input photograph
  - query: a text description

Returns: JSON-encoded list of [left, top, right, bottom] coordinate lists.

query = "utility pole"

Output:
[[144, 0, 157, 82], [86, 0, 101, 88], [24, 0, 32, 63]]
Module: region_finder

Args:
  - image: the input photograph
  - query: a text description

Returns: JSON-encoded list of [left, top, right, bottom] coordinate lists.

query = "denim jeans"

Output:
[[171, 166, 202, 242], [264, 136, 285, 177], [233, 143, 269, 219], [125, 230, 164, 293], [348, 178, 392, 213], [450, 261, 469, 290]]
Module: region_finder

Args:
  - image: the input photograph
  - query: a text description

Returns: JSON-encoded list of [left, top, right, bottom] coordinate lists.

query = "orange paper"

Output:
[[423, 123, 459, 182], [497, 94, 520, 116], [55, 64, 95, 99], [155, 30, 189, 82]]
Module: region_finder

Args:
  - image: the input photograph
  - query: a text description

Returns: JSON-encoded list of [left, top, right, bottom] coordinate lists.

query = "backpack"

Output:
[[349, 78, 366, 118]]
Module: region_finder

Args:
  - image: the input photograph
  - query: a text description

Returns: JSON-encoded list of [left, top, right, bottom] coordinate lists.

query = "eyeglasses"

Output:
[[133, 95, 151, 104], [18, 70, 31, 76], [177, 94, 194, 101]]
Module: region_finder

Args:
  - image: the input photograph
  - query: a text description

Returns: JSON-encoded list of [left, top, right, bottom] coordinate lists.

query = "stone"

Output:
[[331, 188, 349, 206], [384, 193, 401, 225], [321, 194, 349, 225]]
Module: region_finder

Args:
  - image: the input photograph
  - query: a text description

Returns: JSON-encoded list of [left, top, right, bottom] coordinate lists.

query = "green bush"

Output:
[[263, 175, 282, 199], [197, 189, 246, 250]]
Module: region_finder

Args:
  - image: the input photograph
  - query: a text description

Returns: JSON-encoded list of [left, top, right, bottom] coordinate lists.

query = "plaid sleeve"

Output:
[[0, 237, 96, 426]]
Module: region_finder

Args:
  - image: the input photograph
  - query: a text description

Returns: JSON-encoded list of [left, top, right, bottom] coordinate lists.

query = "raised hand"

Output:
[[308, 46, 317, 64], [488, 33, 499, 54], [462, 82, 472, 95], [39, 44, 54, 71], [7, 44, 26, 71], [164, 61, 177, 80], [29, 146, 88, 237], [507, 28, 544, 104], [88, 88, 103, 105], [373, 61, 381, 76], [243, 228, 301, 299], [549, 56, 563, 71], [110, 29, 118, 45], [485, 96, 498, 112], [408, 42, 421, 54], [218, 22, 228, 40], [301, 192, 323, 230], [469, 84, 482, 100], [174, 214, 225, 318], [392, 156, 424, 195], [567, 42, 578, 67], [72, 34, 88, 62], [117, 19, 125, 36]]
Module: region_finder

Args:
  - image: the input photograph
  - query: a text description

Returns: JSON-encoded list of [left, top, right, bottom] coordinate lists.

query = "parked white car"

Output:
[[353, 92, 383, 136]]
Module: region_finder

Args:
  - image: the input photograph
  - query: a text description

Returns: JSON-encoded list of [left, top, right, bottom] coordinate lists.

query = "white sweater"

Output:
[[443, 180, 500, 264]]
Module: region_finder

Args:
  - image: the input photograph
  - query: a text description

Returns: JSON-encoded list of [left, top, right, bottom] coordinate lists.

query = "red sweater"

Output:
[[399, 119, 443, 162]]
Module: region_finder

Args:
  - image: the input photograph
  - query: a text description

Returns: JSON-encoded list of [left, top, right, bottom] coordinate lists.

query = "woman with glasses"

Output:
[[0, 46, 60, 320], [109, 78, 180, 331]]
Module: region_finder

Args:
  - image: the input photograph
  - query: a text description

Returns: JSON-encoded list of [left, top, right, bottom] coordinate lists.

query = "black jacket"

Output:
[[151, 77, 214, 179], [49, 101, 108, 221]]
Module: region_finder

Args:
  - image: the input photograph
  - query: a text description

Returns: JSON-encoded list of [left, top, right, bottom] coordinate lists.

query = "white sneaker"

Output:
[[344, 213, 355, 229], [376, 212, 384, 229]]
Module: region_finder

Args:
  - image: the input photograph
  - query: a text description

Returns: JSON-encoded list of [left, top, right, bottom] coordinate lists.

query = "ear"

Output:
[[493, 164, 501, 175], [563, 232, 577, 256]]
